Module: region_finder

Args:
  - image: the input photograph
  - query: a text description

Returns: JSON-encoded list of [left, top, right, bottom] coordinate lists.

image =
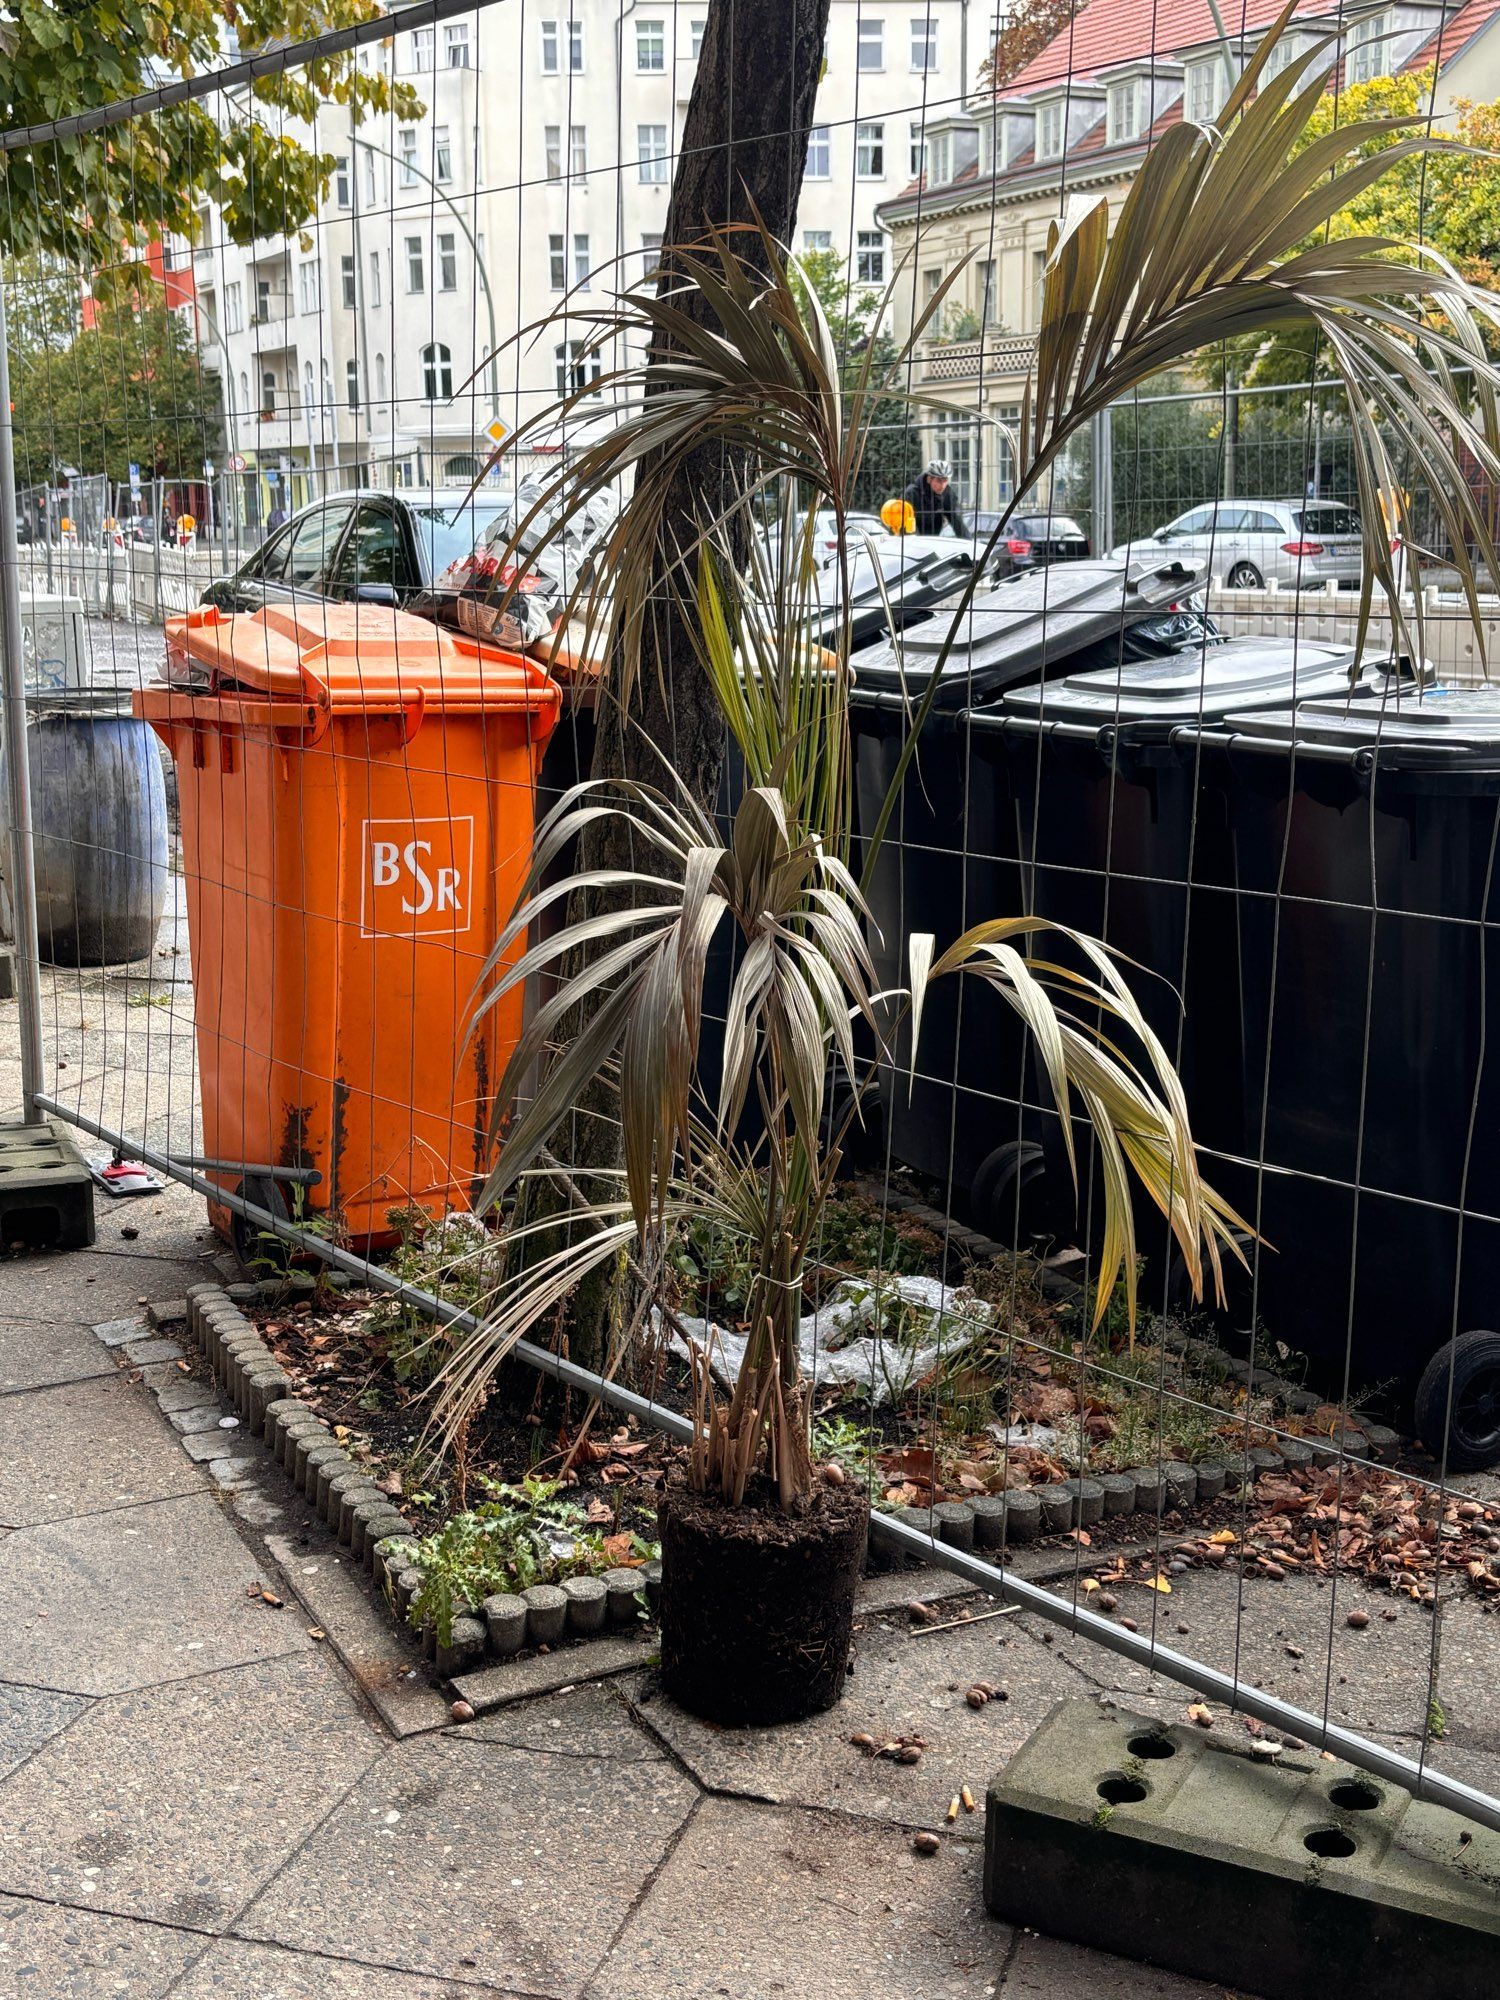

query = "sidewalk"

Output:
[[0, 1179, 1246, 2000]]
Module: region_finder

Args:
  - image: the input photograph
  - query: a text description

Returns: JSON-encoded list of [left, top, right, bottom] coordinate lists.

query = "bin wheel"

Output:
[[230, 1176, 292, 1278], [1227, 561, 1263, 590], [827, 1079, 885, 1171], [1413, 1330, 1500, 1471], [971, 1140, 1047, 1245]]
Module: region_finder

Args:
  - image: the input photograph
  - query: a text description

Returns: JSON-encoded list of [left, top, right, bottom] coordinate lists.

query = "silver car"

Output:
[[1115, 499, 1366, 589]]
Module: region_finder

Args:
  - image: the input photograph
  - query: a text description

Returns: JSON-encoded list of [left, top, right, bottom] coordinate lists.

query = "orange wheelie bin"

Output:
[[135, 602, 560, 1253]]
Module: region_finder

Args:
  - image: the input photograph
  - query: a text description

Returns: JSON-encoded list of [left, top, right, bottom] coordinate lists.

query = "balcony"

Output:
[[920, 334, 1035, 385]]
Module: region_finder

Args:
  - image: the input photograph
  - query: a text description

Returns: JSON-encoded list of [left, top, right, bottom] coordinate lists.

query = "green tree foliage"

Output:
[[10, 287, 223, 483], [0, 0, 421, 288], [796, 249, 925, 510]]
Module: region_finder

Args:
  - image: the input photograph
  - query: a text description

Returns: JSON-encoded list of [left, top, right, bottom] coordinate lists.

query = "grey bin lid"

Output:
[[1218, 681, 1500, 757], [997, 635, 1359, 730], [849, 555, 1206, 706]]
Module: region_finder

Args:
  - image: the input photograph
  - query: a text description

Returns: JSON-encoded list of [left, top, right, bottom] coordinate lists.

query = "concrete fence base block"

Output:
[[984, 1699, 1499, 2000]]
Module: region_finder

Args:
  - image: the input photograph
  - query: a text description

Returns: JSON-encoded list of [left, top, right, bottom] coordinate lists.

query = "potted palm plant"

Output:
[[433, 10, 1500, 1725]]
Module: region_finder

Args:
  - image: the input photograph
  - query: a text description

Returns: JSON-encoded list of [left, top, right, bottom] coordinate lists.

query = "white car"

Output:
[[1114, 499, 1366, 590]]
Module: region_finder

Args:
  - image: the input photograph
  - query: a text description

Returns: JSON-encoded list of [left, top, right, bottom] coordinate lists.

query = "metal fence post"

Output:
[[1090, 406, 1114, 556], [0, 276, 48, 1122]]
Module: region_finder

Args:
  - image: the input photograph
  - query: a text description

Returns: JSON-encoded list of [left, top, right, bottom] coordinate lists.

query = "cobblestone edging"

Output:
[[861, 1184, 1403, 1562], [171, 1284, 661, 1682]]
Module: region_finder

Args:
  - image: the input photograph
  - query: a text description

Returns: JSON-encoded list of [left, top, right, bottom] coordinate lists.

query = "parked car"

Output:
[[200, 489, 512, 615], [972, 509, 1091, 571], [1113, 499, 1365, 589]]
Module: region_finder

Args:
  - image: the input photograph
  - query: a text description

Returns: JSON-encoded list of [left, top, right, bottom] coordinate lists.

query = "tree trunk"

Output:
[[546, 0, 832, 1379]]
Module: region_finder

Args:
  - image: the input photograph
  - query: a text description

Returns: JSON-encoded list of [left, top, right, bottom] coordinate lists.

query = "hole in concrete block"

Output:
[[1328, 1780, 1382, 1812], [1127, 1734, 1177, 1760], [1097, 1775, 1149, 1806], [1304, 1827, 1357, 1858]]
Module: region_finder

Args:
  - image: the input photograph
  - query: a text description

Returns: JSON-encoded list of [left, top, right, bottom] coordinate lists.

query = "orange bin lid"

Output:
[[164, 602, 561, 721]]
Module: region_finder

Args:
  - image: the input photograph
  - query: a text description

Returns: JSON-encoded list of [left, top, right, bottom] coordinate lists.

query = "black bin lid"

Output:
[[1218, 682, 1500, 770], [996, 635, 1360, 732], [849, 555, 1206, 708]]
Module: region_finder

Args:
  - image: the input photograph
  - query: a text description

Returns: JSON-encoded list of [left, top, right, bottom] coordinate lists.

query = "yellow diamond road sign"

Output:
[[485, 417, 510, 446]]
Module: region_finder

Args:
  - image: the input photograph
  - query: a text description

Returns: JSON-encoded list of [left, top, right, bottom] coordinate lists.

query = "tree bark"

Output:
[[553, 0, 833, 1377]]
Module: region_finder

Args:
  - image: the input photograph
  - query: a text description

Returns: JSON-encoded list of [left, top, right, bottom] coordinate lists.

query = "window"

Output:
[[1348, 10, 1388, 83], [638, 124, 669, 183], [1037, 100, 1064, 160], [855, 231, 886, 283], [302, 360, 315, 412], [346, 358, 360, 412], [422, 343, 453, 401], [405, 236, 425, 293], [1187, 59, 1225, 123], [363, 149, 377, 204], [636, 18, 664, 70], [1262, 30, 1303, 77], [910, 120, 927, 176], [412, 25, 435, 70], [855, 122, 885, 178], [238, 368, 248, 408], [298, 260, 319, 313], [254, 276, 272, 323], [446, 22, 470, 66], [282, 504, 352, 588], [642, 233, 664, 275], [573, 232, 591, 287], [369, 250, 381, 307], [803, 229, 832, 252], [541, 20, 559, 70], [1031, 248, 1048, 321], [857, 18, 883, 69], [555, 339, 602, 394], [443, 455, 483, 483], [930, 418, 980, 507], [978, 259, 997, 325], [375, 353, 387, 401], [922, 266, 942, 302], [549, 233, 566, 290], [545, 125, 562, 179], [570, 125, 587, 176], [910, 17, 937, 71], [928, 131, 952, 183], [433, 126, 452, 184], [438, 233, 457, 291], [1107, 80, 1140, 145], [568, 19, 584, 69], [334, 156, 350, 207], [805, 126, 830, 178], [399, 128, 418, 186], [340, 255, 356, 309], [260, 370, 277, 417], [328, 502, 405, 590], [690, 18, 705, 57]]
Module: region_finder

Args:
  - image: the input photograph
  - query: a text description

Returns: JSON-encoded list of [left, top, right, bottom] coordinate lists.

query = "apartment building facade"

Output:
[[192, 0, 983, 525], [875, 0, 1500, 513]]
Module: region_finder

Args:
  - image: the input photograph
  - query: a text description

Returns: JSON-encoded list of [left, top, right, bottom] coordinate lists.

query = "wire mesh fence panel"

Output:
[[2, 0, 1500, 1849]]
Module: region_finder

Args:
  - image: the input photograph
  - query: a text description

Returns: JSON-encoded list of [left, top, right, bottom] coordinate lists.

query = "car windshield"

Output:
[[1294, 505, 1362, 535], [1015, 516, 1084, 538], [408, 500, 513, 574]]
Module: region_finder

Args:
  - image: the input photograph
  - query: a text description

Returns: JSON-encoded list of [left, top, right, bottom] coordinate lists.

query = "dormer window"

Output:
[[1107, 79, 1142, 144], [1037, 100, 1064, 160], [1260, 29, 1304, 77], [928, 131, 952, 184], [1187, 57, 1229, 123], [1347, 10, 1389, 83]]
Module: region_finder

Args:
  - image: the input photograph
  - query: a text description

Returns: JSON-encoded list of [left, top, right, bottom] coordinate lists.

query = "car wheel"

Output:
[[1413, 1330, 1500, 1470], [1227, 561, 1263, 589]]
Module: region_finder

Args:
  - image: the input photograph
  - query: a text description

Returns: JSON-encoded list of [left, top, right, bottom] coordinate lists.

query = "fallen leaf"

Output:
[[1143, 1575, 1173, 1594], [1208, 1529, 1238, 1545], [601, 1532, 643, 1567], [584, 1497, 614, 1525]]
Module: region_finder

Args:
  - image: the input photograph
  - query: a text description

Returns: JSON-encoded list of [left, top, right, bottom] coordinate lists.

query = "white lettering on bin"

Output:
[[360, 818, 474, 938]]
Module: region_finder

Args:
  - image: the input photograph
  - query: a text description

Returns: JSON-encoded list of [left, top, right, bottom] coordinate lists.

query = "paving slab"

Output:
[[1001, 1932, 1256, 1998], [0, 1248, 219, 1323], [0, 1319, 117, 1394], [0, 1891, 205, 1998], [457, 1680, 666, 1761], [1033, 1568, 1450, 1740], [0, 1651, 382, 1931], [449, 1628, 657, 1716], [0, 1491, 314, 1695], [0, 1371, 206, 1528], [591, 1796, 1010, 2000], [628, 1609, 1098, 1836], [170, 1935, 505, 1998], [0, 1681, 90, 1781], [265, 1530, 450, 1741], [235, 1731, 698, 1993]]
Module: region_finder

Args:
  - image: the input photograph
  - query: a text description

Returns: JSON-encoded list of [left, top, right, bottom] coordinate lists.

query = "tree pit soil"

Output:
[[658, 1476, 871, 1725]]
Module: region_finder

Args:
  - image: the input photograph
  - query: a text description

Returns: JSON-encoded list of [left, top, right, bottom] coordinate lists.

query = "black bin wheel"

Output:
[[971, 1139, 1047, 1245], [230, 1176, 292, 1278], [1413, 1330, 1500, 1472]]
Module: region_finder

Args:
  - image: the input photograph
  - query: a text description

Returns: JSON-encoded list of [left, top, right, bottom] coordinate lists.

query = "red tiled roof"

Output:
[[1000, 0, 1313, 96], [1403, 0, 1500, 75]]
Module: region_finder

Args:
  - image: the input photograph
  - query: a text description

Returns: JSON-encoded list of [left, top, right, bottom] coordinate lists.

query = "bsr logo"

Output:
[[361, 818, 474, 936]]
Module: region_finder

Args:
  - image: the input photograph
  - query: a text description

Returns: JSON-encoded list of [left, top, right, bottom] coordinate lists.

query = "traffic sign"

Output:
[[485, 416, 511, 447], [228, 452, 247, 473], [128, 462, 140, 496]]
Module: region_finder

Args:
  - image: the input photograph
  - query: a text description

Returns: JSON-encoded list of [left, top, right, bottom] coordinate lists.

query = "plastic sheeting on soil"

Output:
[[665, 1273, 995, 1405]]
